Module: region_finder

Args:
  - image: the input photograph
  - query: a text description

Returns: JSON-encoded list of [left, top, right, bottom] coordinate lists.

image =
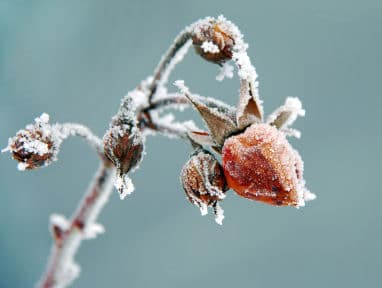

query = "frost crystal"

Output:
[[216, 63, 234, 81], [114, 174, 135, 200], [83, 223, 105, 240], [201, 41, 220, 54], [267, 97, 305, 131], [50, 214, 70, 231], [214, 203, 225, 225]]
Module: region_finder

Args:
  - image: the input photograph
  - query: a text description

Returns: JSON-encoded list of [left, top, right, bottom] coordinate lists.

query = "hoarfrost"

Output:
[[267, 97, 305, 130], [83, 223, 105, 240], [214, 203, 225, 225], [216, 63, 234, 81], [201, 41, 220, 54], [50, 214, 70, 231], [114, 174, 135, 200]]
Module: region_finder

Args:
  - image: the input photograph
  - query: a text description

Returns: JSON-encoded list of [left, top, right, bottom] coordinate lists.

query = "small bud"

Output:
[[192, 18, 235, 65], [222, 123, 314, 207], [103, 116, 144, 199], [180, 150, 227, 224], [2, 113, 61, 170]]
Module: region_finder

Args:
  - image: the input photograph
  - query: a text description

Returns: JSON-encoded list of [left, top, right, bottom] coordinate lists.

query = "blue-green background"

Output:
[[1, 0, 381, 287]]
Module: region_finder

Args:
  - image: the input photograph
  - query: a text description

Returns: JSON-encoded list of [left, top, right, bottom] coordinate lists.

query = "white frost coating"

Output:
[[39, 165, 115, 288], [200, 203, 208, 216], [304, 190, 317, 202], [83, 223, 105, 240], [160, 40, 192, 88], [50, 214, 70, 231], [23, 140, 49, 155], [201, 41, 220, 54], [37, 112, 50, 124], [216, 63, 234, 81], [214, 203, 225, 225], [173, 80, 189, 95], [17, 162, 27, 171], [150, 110, 199, 139], [114, 174, 135, 200], [266, 97, 305, 130]]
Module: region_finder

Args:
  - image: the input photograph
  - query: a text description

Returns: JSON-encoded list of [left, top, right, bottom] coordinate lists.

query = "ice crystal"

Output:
[[114, 174, 135, 200], [201, 41, 220, 54], [216, 63, 234, 81]]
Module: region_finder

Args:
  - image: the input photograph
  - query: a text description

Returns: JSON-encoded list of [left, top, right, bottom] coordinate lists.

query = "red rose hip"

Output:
[[222, 123, 311, 207]]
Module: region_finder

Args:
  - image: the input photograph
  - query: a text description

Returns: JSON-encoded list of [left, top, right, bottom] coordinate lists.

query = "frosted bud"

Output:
[[222, 123, 315, 208], [2, 113, 62, 170], [192, 18, 235, 65], [103, 117, 144, 198], [180, 150, 227, 224]]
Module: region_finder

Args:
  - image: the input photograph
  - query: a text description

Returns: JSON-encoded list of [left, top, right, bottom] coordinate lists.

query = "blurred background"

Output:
[[1, 0, 381, 287]]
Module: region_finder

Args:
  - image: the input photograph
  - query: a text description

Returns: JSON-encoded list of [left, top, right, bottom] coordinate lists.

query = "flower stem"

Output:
[[39, 163, 115, 288]]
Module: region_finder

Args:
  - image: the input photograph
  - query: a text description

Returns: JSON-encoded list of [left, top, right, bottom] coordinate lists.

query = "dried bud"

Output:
[[180, 150, 227, 224], [2, 113, 61, 170], [103, 117, 144, 199], [222, 123, 315, 207], [192, 18, 235, 65]]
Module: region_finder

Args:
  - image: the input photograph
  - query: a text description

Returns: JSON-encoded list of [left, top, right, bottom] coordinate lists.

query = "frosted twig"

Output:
[[56, 123, 104, 156], [147, 28, 193, 103], [39, 163, 115, 288]]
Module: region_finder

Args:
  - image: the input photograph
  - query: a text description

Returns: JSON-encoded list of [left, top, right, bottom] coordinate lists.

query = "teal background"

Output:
[[1, 0, 381, 287]]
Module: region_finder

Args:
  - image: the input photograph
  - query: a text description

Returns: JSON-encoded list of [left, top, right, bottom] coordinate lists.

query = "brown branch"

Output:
[[39, 162, 115, 288]]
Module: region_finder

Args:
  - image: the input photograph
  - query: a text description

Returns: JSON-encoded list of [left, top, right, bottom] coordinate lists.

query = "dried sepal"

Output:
[[174, 80, 238, 147], [236, 79, 262, 128], [267, 97, 305, 131], [180, 150, 227, 224], [2, 113, 62, 170], [222, 123, 314, 207]]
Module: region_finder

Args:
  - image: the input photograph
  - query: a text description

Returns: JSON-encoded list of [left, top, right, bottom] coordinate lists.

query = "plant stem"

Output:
[[39, 163, 115, 288], [147, 30, 192, 103]]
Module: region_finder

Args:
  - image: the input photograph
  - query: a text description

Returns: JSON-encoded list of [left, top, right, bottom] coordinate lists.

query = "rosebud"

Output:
[[192, 18, 235, 65], [2, 113, 61, 170], [103, 117, 144, 199], [222, 123, 314, 207], [180, 150, 227, 224]]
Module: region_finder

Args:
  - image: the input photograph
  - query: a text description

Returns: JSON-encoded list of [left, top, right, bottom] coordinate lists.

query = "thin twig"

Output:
[[147, 30, 192, 103], [40, 163, 115, 288], [56, 123, 104, 156]]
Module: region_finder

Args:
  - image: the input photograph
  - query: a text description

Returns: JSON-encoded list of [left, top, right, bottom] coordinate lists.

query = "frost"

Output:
[[304, 190, 317, 202], [58, 261, 81, 288], [199, 203, 208, 216], [201, 41, 220, 54], [17, 162, 27, 171], [214, 203, 225, 225], [216, 63, 234, 81], [114, 174, 135, 200], [173, 80, 189, 95], [267, 97, 305, 130], [50, 214, 70, 231], [83, 223, 105, 240]]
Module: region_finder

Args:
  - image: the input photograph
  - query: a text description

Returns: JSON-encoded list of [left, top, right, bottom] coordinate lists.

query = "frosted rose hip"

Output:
[[222, 123, 308, 207]]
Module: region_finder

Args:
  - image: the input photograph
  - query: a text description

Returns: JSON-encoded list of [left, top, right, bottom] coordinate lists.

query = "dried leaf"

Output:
[[185, 92, 237, 146], [236, 79, 262, 129]]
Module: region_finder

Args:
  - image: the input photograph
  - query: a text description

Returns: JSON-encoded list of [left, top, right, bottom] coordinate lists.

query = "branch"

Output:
[[39, 163, 115, 288], [56, 123, 104, 156], [147, 28, 193, 103]]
